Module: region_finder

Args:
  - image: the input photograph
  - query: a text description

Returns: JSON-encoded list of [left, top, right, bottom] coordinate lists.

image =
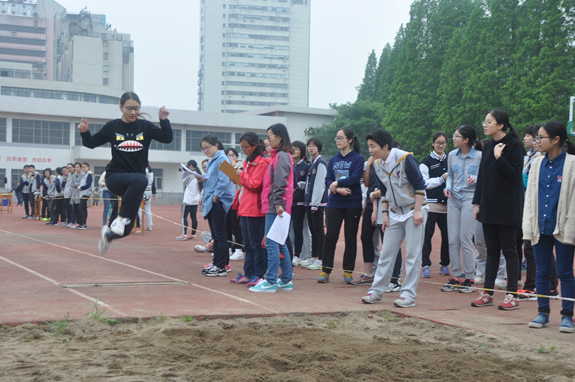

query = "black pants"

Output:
[[181, 204, 198, 235], [22, 193, 30, 216], [361, 206, 378, 263], [78, 197, 89, 226], [105, 172, 147, 240], [483, 223, 519, 294], [66, 201, 72, 224], [322, 207, 362, 274], [520, 235, 536, 291], [226, 208, 243, 251], [208, 201, 229, 269], [41, 198, 49, 218], [51, 198, 64, 224], [306, 206, 325, 260], [421, 211, 449, 267], [291, 205, 307, 258]]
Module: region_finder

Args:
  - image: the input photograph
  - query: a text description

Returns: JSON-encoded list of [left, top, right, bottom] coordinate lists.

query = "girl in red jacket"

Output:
[[231, 132, 270, 286]]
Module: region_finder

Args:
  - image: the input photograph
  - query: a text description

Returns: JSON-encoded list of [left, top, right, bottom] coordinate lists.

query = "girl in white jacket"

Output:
[[177, 160, 202, 240], [524, 121, 575, 333]]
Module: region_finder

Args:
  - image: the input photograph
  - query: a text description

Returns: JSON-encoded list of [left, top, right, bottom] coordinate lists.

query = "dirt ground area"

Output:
[[0, 311, 574, 382]]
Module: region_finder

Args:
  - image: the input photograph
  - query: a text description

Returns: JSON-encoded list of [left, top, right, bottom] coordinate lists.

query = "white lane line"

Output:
[[0, 229, 278, 314], [0, 255, 127, 317]]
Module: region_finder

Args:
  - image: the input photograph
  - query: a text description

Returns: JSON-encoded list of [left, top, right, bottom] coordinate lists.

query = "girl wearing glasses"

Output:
[[199, 134, 235, 277], [524, 121, 575, 333], [471, 109, 524, 310], [230, 132, 270, 286], [250, 123, 294, 293], [442, 126, 483, 293], [79, 92, 172, 253], [419, 132, 450, 279], [318, 128, 365, 284]]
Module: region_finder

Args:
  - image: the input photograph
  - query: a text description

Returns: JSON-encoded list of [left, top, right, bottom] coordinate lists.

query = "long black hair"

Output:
[[339, 127, 361, 153], [239, 131, 265, 162], [456, 125, 483, 151], [488, 109, 524, 154], [267, 123, 292, 153], [187, 159, 204, 191], [541, 121, 575, 155], [291, 140, 308, 162]]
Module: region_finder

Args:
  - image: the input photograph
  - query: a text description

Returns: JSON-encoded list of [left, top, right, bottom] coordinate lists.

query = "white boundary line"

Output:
[[0, 229, 278, 315], [0, 255, 127, 317]]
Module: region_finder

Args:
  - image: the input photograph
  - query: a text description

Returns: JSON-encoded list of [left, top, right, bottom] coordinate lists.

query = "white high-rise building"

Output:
[[198, 0, 310, 114]]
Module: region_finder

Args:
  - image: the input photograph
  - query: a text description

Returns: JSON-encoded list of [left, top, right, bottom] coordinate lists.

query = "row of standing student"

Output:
[[18, 162, 94, 229]]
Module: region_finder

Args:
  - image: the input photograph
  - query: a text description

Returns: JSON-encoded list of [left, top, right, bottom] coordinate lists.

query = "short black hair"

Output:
[[365, 129, 393, 150], [306, 137, 323, 153]]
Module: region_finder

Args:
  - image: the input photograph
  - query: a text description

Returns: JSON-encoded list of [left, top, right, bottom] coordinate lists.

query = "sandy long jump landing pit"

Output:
[[1, 205, 575, 381]]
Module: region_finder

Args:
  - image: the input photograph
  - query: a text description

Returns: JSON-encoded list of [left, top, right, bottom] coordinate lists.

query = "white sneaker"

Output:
[[98, 225, 111, 254], [110, 216, 130, 236], [306, 259, 322, 270], [230, 249, 244, 261], [292, 256, 300, 267], [195, 245, 207, 253], [475, 276, 485, 285], [495, 278, 507, 290], [299, 258, 312, 268]]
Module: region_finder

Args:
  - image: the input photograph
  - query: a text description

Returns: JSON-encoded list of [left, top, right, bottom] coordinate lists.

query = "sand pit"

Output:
[[1, 311, 574, 382]]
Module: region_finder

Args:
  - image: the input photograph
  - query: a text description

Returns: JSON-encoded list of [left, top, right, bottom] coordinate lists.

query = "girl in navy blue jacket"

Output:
[[318, 128, 365, 284], [291, 140, 310, 265]]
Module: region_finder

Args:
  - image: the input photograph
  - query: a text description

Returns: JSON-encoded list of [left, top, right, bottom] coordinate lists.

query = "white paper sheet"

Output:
[[266, 212, 291, 245], [181, 163, 208, 181]]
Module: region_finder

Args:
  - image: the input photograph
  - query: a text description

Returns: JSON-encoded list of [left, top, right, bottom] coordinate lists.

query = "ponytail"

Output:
[[489, 109, 524, 155], [457, 125, 483, 151], [340, 127, 361, 154], [542, 121, 575, 156]]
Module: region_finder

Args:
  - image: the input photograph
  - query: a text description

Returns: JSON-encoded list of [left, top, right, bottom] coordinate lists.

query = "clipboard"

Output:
[[219, 161, 242, 186]]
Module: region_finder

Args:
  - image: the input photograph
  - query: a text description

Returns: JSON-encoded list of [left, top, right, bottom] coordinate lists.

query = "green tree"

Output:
[[372, 44, 391, 103], [306, 101, 386, 159], [356, 50, 378, 101], [375, 26, 404, 107]]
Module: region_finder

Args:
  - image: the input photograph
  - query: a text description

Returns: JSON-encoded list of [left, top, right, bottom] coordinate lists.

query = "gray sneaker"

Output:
[[385, 280, 402, 293], [394, 297, 415, 308], [306, 259, 322, 270]]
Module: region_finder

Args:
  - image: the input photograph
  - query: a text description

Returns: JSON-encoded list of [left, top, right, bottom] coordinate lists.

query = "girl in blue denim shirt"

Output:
[[443, 125, 483, 294], [200, 134, 235, 277]]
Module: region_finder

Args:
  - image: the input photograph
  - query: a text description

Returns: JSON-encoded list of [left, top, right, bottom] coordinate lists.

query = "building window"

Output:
[[151, 168, 163, 190], [0, 168, 5, 187], [98, 95, 120, 104], [0, 118, 6, 142], [187, 130, 231, 152], [12, 119, 70, 145], [0, 68, 14, 77], [223, 14, 226, 18], [225, 81, 289, 89], [103, 65, 109, 72], [103, 41, 109, 47], [94, 166, 106, 186], [34, 89, 62, 99], [75, 123, 109, 147], [1, 86, 31, 97], [11, 169, 22, 188], [103, 53, 109, 60], [65, 92, 97, 102], [150, 129, 182, 151], [222, 23, 226, 28], [103, 78, 109, 85]]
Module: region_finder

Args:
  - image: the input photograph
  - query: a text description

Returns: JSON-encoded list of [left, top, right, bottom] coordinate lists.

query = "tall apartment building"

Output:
[[0, 0, 133, 91], [198, 0, 310, 114]]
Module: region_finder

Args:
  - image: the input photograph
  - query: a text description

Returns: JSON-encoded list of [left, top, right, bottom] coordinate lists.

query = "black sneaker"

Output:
[[22, 215, 29, 219], [458, 279, 476, 294], [441, 278, 460, 292], [202, 265, 227, 277], [77, 225, 87, 230], [550, 289, 559, 299]]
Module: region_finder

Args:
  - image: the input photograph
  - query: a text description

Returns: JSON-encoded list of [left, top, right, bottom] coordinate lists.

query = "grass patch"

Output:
[[326, 320, 340, 329], [85, 299, 118, 325], [180, 316, 194, 323], [46, 313, 70, 336]]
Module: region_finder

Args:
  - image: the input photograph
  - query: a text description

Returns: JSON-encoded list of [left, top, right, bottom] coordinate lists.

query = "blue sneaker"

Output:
[[343, 272, 353, 284], [249, 279, 276, 293], [317, 272, 329, 283], [422, 265, 431, 278], [528, 313, 550, 328], [439, 265, 450, 276], [559, 316, 575, 333], [277, 280, 293, 291]]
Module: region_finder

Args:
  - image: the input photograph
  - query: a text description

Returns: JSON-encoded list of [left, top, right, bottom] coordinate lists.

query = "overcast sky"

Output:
[[57, 0, 412, 111]]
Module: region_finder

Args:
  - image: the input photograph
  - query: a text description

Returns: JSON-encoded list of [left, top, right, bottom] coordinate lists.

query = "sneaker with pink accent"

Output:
[[230, 273, 250, 284], [246, 276, 261, 287], [204, 263, 232, 273], [394, 297, 415, 308], [471, 291, 494, 307], [361, 293, 382, 304], [498, 293, 520, 310]]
